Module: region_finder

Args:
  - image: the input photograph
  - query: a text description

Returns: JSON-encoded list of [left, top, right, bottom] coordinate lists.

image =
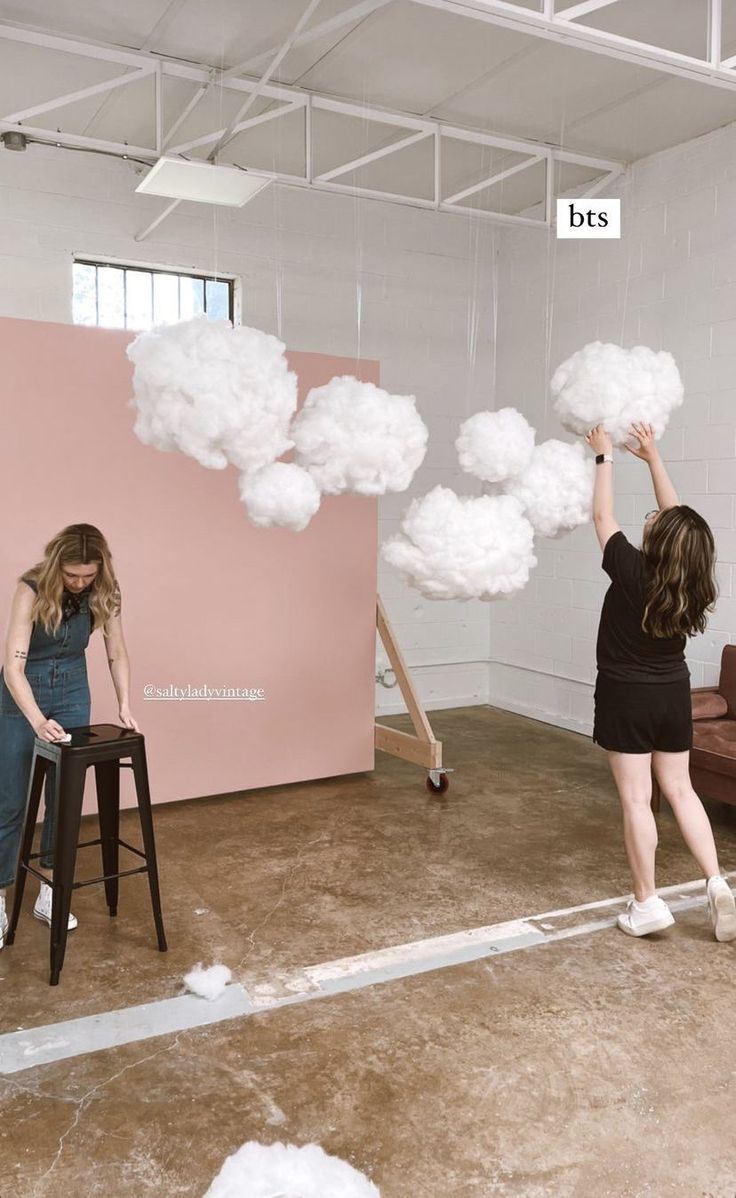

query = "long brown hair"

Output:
[[641, 505, 717, 639], [20, 524, 120, 637]]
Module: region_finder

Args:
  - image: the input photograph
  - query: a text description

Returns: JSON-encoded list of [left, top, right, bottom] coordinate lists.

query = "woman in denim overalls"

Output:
[[0, 523, 139, 946]]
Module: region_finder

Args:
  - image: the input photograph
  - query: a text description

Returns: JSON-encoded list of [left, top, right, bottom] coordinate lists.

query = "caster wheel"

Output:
[[426, 773, 450, 794]]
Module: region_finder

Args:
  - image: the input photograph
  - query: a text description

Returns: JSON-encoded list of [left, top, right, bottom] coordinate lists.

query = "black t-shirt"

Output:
[[596, 531, 689, 684]]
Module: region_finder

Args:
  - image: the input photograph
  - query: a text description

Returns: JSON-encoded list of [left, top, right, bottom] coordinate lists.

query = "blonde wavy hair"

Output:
[[641, 505, 718, 639], [20, 523, 120, 637]]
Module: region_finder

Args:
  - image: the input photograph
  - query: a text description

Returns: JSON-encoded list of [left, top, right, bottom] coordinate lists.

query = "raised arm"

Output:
[[625, 422, 679, 509], [585, 424, 620, 552]]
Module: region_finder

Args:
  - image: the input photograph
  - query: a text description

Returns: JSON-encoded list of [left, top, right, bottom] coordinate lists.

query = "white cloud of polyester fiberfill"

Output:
[[456, 407, 535, 483], [291, 376, 428, 495], [506, 439, 594, 538], [550, 340, 684, 445], [239, 462, 322, 531], [381, 487, 537, 600], [127, 316, 297, 473]]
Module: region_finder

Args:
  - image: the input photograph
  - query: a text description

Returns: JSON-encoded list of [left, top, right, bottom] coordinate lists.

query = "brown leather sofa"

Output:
[[689, 644, 736, 807]]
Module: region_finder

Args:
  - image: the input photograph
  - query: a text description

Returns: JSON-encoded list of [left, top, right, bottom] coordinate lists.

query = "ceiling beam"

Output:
[[1, 65, 155, 125], [168, 101, 304, 157], [0, 18, 624, 233], [408, 0, 736, 88], [236, 0, 394, 75], [556, 0, 621, 21], [314, 128, 432, 183], [443, 153, 544, 205], [159, 0, 391, 152], [207, 0, 324, 160]]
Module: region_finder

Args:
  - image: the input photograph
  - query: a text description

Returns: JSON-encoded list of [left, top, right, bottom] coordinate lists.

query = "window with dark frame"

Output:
[[72, 259, 235, 330]]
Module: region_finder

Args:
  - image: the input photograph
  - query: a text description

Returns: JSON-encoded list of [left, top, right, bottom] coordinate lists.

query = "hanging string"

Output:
[[618, 162, 636, 348], [489, 224, 499, 411], [464, 143, 486, 424], [353, 44, 368, 372], [211, 41, 227, 293], [542, 91, 568, 435]]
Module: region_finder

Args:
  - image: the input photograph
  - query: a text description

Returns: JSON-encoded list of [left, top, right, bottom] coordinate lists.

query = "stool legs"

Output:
[[95, 760, 120, 917], [6, 750, 51, 945], [49, 758, 86, 986], [130, 744, 167, 953]]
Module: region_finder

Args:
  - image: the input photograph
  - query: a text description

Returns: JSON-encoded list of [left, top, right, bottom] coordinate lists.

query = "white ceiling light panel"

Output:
[[136, 156, 271, 206]]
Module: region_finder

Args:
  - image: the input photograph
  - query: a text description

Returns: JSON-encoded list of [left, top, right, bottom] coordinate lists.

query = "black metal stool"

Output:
[[5, 723, 167, 985]]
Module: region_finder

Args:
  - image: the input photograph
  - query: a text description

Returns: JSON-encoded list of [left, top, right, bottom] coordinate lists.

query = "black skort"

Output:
[[593, 673, 693, 754]]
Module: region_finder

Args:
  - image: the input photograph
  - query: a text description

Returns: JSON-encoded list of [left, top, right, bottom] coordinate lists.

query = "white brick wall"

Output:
[[493, 120, 736, 734], [0, 144, 501, 719]]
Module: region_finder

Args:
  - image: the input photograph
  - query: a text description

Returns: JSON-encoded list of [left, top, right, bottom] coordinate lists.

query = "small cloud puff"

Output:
[[381, 487, 537, 601], [551, 340, 683, 446], [292, 376, 428, 495], [506, 439, 594, 538], [239, 462, 321, 531], [456, 407, 535, 483]]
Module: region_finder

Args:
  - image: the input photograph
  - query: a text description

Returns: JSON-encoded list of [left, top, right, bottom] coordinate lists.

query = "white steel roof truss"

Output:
[[0, 18, 624, 233]]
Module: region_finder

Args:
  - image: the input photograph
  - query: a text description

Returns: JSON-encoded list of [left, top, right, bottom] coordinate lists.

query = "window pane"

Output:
[[153, 273, 180, 326], [72, 263, 98, 326], [180, 275, 205, 320], [205, 279, 230, 321], [125, 270, 153, 330], [97, 266, 125, 328]]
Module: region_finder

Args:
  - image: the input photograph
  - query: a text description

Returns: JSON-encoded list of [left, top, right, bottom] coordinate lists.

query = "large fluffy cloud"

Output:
[[507, 439, 594, 538], [551, 340, 683, 445], [291, 376, 428, 495], [381, 487, 536, 600], [239, 462, 321, 531], [127, 316, 297, 472], [204, 1141, 380, 1198], [456, 407, 535, 483]]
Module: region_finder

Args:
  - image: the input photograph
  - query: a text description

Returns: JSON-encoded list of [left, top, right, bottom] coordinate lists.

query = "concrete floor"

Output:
[[1, 705, 735, 1197]]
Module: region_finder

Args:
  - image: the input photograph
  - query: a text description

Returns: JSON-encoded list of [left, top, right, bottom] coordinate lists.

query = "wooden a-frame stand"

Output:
[[374, 595, 451, 793]]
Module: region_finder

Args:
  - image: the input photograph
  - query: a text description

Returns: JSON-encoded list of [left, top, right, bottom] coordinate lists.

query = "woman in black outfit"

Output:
[[586, 421, 736, 941]]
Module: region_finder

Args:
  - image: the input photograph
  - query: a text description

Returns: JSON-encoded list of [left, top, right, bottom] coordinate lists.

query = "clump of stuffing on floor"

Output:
[[183, 963, 232, 1001], [204, 1141, 380, 1197]]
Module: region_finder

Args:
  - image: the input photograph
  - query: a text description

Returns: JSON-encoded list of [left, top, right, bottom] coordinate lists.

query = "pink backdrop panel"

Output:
[[0, 317, 378, 811]]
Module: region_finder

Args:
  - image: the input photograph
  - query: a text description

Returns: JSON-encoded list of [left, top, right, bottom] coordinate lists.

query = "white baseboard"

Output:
[[375, 693, 489, 717], [487, 693, 593, 738]]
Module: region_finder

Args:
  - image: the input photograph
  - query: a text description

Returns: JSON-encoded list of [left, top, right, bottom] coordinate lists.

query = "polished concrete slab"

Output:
[[1, 705, 735, 1196]]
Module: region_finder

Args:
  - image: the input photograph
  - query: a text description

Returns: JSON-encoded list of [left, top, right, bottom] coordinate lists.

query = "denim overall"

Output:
[[0, 579, 92, 888]]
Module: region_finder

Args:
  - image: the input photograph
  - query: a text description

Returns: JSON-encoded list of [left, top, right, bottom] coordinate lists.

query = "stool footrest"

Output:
[[118, 838, 146, 861], [28, 838, 147, 861], [72, 864, 150, 890], [21, 864, 48, 886]]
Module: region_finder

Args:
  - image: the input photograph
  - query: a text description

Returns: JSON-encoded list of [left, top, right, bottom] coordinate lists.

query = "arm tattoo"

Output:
[[14, 649, 27, 660]]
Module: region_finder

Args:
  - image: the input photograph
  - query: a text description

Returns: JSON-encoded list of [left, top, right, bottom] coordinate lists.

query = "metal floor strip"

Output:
[[1, 875, 731, 1075]]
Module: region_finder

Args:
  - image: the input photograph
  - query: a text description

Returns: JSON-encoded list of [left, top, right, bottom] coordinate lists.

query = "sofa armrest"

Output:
[[692, 687, 728, 720]]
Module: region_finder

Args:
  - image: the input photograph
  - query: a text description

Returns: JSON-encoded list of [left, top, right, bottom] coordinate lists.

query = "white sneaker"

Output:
[[0, 894, 7, 949], [33, 882, 78, 931], [707, 876, 736, 943], [617, 896, 675, 937]]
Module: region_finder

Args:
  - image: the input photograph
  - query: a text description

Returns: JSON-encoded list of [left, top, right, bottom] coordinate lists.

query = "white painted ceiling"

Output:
[[1, 0, 736, 216]]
